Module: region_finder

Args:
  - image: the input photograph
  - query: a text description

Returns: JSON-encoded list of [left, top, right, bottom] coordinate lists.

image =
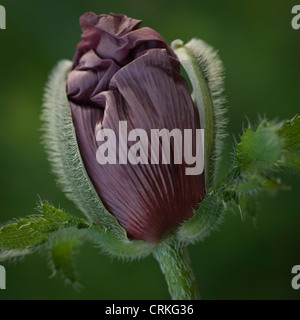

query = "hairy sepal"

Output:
[[41, 60, 127, 240], [172, 38, 227, 190]]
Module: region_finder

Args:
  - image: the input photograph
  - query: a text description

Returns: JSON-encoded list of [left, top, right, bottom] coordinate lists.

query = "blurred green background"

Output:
[[0, 0, 299, 300]]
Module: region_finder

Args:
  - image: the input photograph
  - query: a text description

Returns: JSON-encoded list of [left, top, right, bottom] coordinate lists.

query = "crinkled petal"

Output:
[[73, 12, 176, 67], [73, 12, 142, 66], [68, 50, 120, 106]]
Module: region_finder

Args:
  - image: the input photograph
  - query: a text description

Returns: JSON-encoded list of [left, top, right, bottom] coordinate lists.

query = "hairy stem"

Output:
[[154, 239, 200, 300]]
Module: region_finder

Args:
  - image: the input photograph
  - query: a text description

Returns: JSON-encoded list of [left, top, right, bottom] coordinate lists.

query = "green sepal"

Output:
[[172, 38, 227, 189], [87, 225, 155, 260], [41, 60, 127, 240], [177, 192, 225, 244]]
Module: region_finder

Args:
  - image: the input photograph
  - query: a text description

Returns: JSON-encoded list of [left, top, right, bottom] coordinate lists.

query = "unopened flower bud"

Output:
[[43, 12, 226, 248], [66, 12, 206, 243]]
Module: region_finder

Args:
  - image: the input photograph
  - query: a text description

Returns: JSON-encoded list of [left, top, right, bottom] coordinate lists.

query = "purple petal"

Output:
[[67, 13, 206, 243], [68, 50, 120, 106], [73, 12, 142, 67], [70, 48, 205, 243]]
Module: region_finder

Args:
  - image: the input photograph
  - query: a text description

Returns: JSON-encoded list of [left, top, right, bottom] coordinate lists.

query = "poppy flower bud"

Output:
[[43, 12, 226, 248], [65, 12, 206, 244]]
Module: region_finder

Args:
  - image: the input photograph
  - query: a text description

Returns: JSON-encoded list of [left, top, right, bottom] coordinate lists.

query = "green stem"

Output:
[[154, 238, 200, 300]]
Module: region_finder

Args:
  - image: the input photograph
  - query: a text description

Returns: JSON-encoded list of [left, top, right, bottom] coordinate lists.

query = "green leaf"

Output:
[[48, 227, 84, 287], [0, 202, 155, 263], [261, 177, 288, 191], [239, 194, 258, 218], [221, 115, 299, 220], [0, 203, 89, 260], [236, 175, 286, 194], [237, 116, 300, 176], [278, 115, 300, 173], [279, 115, 300, 151], [237, 122, 282, 175]]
